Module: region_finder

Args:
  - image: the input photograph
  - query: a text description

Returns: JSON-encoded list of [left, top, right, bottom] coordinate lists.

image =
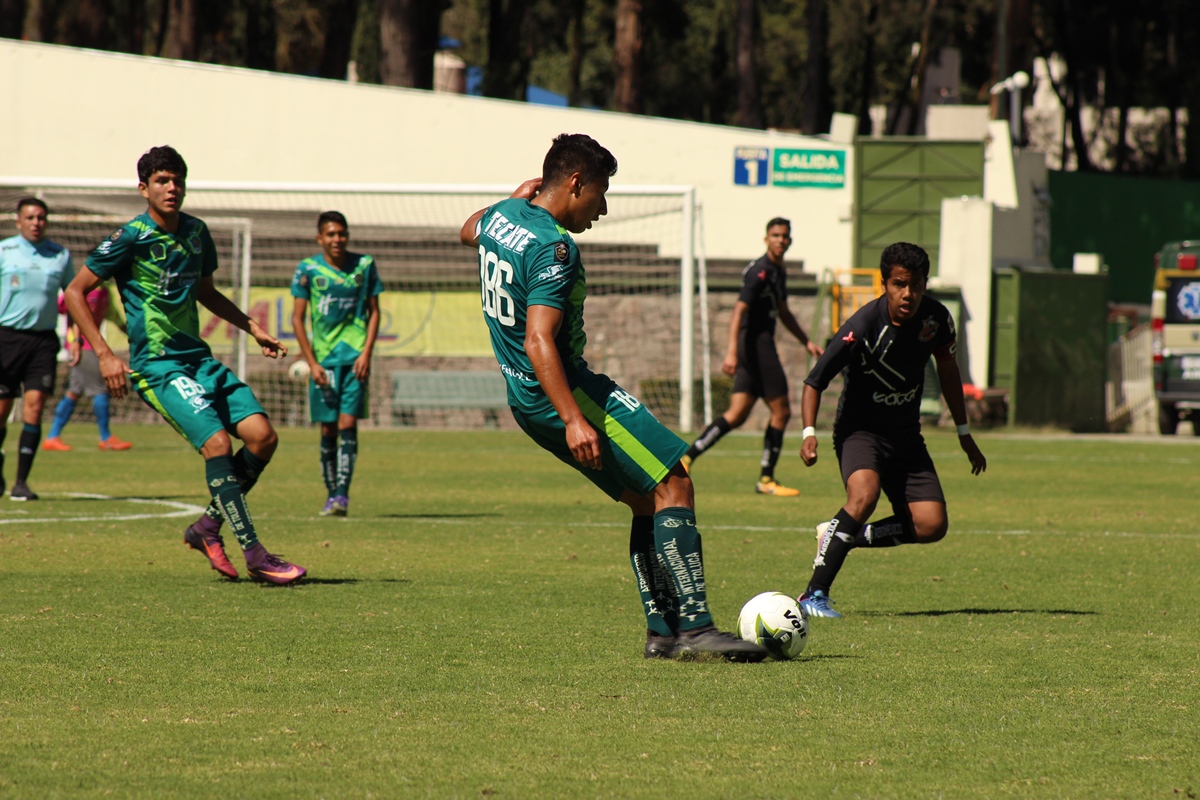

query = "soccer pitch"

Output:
[[1, 425, 1197, 798]]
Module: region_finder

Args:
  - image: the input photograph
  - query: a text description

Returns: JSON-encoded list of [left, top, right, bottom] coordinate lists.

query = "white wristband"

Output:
[[802, 426, 817, 440], [956, 423, 971, 436]]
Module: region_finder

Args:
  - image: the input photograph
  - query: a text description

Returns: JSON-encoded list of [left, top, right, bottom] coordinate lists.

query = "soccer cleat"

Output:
[[644, 631, 678, 659], [42, 437, 72, 452], [798, 590, 843, 619], [672, 626, 769, 662], [184, 523, 239, 580], [98, 436, 133, 451], [755, 478, 800, 497], [319, 496, 348, 517], [8, 482, 38, 501], [244, 544, 306, 586], [680, 454, 693, 473]]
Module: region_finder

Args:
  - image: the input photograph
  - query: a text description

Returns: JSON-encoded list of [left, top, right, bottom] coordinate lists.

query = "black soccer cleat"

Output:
[[644, 631, 678, 659], [9, 482, 38, 501], [673, 626, 768, 662]]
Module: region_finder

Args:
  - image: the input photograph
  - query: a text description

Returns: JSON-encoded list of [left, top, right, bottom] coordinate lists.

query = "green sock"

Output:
[[320, 433, 338, 497], [335, 428, 357, 497], [653, 507, 713, 632], [203, 447, 270, 523], [204, 455, 260, 550], [629, 515, 677, 637]]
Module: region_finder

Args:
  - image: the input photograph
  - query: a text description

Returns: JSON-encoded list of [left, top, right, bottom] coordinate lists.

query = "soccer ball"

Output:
[[288, 360, 311, 383], [737, 591, 809, 660]]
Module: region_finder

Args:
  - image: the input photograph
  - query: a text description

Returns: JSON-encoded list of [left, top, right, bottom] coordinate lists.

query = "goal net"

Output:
[[1, 179, 709, 432]]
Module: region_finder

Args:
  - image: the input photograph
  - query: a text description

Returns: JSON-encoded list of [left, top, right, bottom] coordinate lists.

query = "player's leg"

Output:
[[310, 365, 343, 515], [11, 332, 58, 500], [0, 397, 10, 497], [79, 351, 130, 450], [0, 331, 25, 495], [46, 372, 83, 448], [755, 393, 798, 496], [683, 391, 754, 469], [319, 421, 338, 509], [848, 437, 947, 548], [620, 490, 680, 658], [331, 365, 367, 514]]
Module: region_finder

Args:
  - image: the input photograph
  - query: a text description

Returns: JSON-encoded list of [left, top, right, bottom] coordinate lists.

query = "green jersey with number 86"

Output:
[[475, 197, 588, 412]]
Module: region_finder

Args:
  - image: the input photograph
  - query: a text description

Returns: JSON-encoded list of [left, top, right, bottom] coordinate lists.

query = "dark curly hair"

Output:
[[318, 211, 349, 231], [137, 146, 188, 185], [541, 134, 618, 188], [879, 242, 931, 281]]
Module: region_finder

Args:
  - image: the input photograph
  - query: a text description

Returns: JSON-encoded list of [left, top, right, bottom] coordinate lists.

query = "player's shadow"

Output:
[[799, 653, 864, 661], [294, 578, 413, 586], [869, 608, 1096, 617], [375, 513, 501, 520]]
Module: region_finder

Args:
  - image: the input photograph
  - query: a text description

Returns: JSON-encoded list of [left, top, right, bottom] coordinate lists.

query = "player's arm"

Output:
[[65, 266, 132, 398], [353, 295, 381, 382], [799, 383, 823, 466], [196, 275, 286, 360], [290, 297, 329, 386], [526, 304, 602, 470], [459, 178, 543, 246], [723, 301, 748, 376], [798, 322, 856, 467], [934, 345, 986, 476], [779, 302, 824, 357]]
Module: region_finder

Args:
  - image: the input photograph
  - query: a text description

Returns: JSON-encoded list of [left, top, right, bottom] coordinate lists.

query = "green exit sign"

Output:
[[772, 148, 845, 188]]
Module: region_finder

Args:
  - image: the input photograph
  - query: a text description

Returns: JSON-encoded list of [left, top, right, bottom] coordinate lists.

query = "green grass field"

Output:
[[1, 424, 1197, 798]]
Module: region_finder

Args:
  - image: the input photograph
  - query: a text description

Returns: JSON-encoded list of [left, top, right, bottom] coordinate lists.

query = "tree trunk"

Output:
[[379, 0, 443, 89], [567, 0, 585, 107], [22, 0, 44, 41], [481, 0, 530, 100], [161, 0, 197, 60], [733, 0, 762, 128], [63, 0, 107, 49], [612, 0, 643, 113], [319, 0, 360, 79], [801, 0, 831, 135], [856, 0, 879, 135]]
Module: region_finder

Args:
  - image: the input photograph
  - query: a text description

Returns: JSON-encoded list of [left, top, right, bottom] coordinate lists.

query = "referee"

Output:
[[0, 198, 74, 500], [682, 217, 823, 496]]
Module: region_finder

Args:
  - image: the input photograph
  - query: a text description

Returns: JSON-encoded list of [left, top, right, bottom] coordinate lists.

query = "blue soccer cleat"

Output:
[[798, 590, 843, 619]]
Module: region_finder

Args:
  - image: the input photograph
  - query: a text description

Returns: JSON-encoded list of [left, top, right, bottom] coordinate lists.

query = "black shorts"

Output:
[[732, 332, 788, 399], [834, 429, 945, 513], [0, 327, 60, 399]]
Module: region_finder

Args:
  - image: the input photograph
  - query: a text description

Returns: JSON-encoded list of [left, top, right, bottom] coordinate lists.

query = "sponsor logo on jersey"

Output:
[[109, 229, 124, 242], [554, 242, 569, 262], [353, 273, 364, 287], [313, 276, 330, 291], [483, 212, 538, 254], [872, 387, 919, 406], [918, 316, 939, 342], [536, 264, 564, 281], [500, 363, 532, 382], [187, 233, 203, 254], [138, 227, 154, 240], [842, 330, 856, 344]]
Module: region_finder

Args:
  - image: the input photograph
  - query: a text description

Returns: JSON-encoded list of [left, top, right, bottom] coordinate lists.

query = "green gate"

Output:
[[854, 139, 985, 275]]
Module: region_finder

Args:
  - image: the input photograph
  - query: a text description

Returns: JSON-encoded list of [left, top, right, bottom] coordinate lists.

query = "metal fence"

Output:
[[1105, 323, 1154, 430]]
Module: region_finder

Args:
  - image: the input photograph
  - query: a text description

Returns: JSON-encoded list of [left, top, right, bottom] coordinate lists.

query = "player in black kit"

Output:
[[795, 242, 986, 618], [682, 218, 823, 496]]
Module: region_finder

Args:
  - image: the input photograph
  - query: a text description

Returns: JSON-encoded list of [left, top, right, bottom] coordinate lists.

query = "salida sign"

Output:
[[772, 148, 845, 188]]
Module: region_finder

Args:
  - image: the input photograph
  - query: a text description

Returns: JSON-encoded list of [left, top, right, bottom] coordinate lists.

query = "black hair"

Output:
[[317, 211, 349, 231], [137, 146, 188, 185], [766, 217, 791, 233], [16, 197, 48, 215], [879, 242, 931, 281], [541, 134, 618, 187]]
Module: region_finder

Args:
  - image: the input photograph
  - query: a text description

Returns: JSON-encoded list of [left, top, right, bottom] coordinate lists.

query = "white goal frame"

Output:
[[2, 178, 708, 431]]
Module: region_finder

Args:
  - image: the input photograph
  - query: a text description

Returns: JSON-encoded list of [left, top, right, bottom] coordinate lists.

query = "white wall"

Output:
[[0, 39, 855, 271], [937, 197, 994, 387]]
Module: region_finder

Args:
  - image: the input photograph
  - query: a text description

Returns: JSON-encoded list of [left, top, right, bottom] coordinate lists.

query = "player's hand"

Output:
[[352, 352, 371, 383], [68, 340, 82, 367], [511, 178, 543, 200], [565, 418, 603, 470], [251, 325, 287, 359], [98, 351, 133, 399], [806, 340, 825, 358], [721, 352, 737, 377], [311, 363, 331, 388], [960, 434, 987, 475], [800, 434, 818, 467]]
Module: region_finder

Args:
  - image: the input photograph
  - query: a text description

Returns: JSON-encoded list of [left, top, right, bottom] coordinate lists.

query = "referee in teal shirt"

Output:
[[0, 198, 74, 500]]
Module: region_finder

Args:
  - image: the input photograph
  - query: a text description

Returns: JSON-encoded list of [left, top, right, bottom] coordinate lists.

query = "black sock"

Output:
[[320, 432, 338, 496], [629, 515, 677, 636], [203, 447, 271, 523], [0, 424, 6, 484], [686, 417, 731, 460], [851, 515, 919, 548], [760, 425, 785, 480], [806, 508, 863, 596], [16, 423, 40, 484]]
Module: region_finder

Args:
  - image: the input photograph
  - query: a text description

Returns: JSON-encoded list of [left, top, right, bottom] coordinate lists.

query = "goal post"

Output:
[[1, 178, 710, 432]]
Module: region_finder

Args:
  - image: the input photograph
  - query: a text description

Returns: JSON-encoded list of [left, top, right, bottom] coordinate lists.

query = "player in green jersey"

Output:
[[290, 211, 382, 517], [63, 146, 306, 585], [460, 133, 766, 661]]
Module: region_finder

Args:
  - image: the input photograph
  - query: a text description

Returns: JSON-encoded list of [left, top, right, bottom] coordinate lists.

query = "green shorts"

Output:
[[133, 358, 266, 451], [511, 372, 688, 501], [309, 362, 368, 423]]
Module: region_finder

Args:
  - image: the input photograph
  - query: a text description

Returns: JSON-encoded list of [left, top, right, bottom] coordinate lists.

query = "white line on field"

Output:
[[0, 492, 205, 525]]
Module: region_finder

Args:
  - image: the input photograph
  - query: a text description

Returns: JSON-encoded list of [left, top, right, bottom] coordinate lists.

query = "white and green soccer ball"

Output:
[[737, 591, 809, 660], [288, 359, 311, 383]]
